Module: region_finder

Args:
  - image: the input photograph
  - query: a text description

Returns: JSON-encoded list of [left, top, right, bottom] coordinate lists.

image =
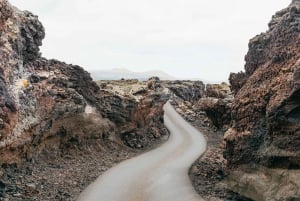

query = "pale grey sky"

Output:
[[10, 0, 291, 81]]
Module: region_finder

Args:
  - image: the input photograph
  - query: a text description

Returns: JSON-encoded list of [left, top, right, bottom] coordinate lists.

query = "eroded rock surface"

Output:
[[226, 0, 300, 169], [225, 1, 300, 200]]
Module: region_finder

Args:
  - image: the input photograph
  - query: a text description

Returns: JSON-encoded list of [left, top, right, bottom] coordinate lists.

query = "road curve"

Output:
[[77, 102, 207, 201]]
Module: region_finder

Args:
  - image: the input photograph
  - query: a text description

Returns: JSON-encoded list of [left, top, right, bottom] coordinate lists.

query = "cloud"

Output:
[[9, 0, 291, 81]]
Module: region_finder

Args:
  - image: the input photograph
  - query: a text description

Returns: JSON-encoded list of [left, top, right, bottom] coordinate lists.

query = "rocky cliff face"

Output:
[[225, 1, 300, 200], [226, 0, 300, 169], [0, 0, 168, 166]]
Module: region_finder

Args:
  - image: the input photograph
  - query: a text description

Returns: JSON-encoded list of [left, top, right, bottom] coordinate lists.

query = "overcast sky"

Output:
[[10, 0, 291, 81]]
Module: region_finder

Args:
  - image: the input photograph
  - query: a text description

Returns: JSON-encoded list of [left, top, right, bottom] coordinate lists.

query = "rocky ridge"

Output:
[[226, 1, 300, 200]]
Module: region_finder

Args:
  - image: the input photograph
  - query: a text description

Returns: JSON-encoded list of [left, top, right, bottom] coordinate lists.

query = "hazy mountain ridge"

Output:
[[90, 68, 226, 83], [90, 68, 176, 81]]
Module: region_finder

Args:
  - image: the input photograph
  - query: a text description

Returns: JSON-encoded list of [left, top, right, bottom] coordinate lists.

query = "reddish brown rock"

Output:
[[226, 0, 300, 169], [225, 1, 300, 200]]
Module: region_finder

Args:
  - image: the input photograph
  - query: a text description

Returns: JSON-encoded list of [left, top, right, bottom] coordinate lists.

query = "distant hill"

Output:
[[90, 68, 227, 83], [90, 68, 177, 81], [184, 78, 228, 84]]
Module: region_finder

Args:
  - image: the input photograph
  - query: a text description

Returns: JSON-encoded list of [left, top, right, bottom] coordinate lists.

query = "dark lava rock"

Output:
[[225, 0, 300, 169], [224, 1, 300, 200]]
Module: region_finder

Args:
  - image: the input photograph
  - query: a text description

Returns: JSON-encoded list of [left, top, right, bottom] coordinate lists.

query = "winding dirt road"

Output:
[[77, 102, 206, 201]]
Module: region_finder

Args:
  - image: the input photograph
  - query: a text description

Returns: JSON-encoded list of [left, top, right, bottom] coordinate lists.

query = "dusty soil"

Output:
[[0, 142, 144, 201]]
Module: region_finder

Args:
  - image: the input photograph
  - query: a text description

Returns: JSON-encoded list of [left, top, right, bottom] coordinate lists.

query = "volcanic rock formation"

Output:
[[0, 0, 168, 166], [225, 1, 300, 200], [98, 78, 169, 149]]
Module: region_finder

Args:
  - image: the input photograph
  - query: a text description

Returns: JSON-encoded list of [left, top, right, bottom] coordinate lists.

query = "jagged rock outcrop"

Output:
[[0, 0, 114, 163], [0, 0, 168, 166], [206, 82, 232, 99], [226, 0, 300, 168], [165, 80, 205, 102], [198, 83, 233, 129], [225, 1, 300, 200], [167, 82, 233, 130], [196, 97, 232, 129], [121, 94, 168, 149], [99, 78, 170, 149]]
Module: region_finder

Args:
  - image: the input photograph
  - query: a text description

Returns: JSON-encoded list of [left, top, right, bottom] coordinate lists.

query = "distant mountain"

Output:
[[184, 78, 228, 84], [90, 68, 227, 83], [90, 68, 177, 81]]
